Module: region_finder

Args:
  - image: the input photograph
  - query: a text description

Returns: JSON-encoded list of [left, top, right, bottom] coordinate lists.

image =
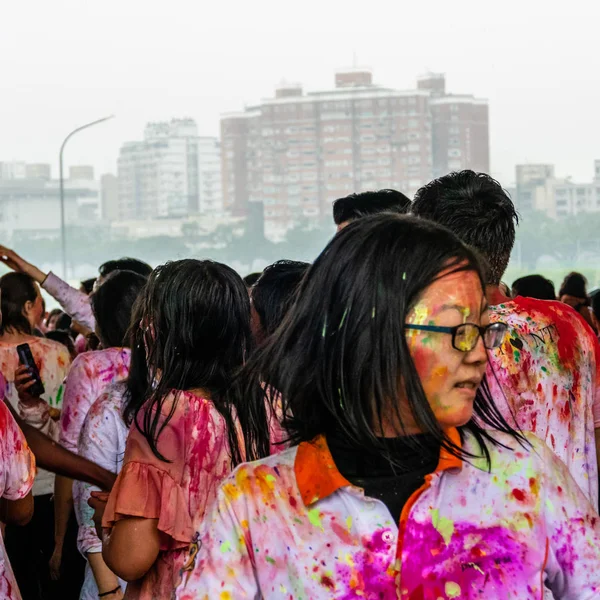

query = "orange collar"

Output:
[[295, 428, 463, 506]]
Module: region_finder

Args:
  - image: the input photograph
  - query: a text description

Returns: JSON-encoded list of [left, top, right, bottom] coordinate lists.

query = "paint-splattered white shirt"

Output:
[[73, 383, 128, 600], [489, 296, 600, 505], [58, 347, 130, 455], [177, 430, 600, 600]]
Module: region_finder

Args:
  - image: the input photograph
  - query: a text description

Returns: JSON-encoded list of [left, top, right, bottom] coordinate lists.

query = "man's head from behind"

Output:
[[333, 189, 411, 231], [412, 171, 518, 286]]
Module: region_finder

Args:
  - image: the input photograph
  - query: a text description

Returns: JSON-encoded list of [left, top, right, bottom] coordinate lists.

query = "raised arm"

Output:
[[0, 245, 96, 331]]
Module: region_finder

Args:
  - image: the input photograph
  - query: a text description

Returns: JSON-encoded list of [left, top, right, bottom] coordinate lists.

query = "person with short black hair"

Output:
[[250, 260, 309, 343], [0, 245, 151, 332], [412, 170, 600, 507], [332, 189, 410, 231], [511, 274, 556, 301]]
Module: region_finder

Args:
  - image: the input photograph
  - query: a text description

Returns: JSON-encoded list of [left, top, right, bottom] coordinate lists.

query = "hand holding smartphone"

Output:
[[16, 343, 45, 397]]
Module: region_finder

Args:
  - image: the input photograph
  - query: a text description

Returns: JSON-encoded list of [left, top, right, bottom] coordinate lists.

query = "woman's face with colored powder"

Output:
[[403, 267, 489, 432]]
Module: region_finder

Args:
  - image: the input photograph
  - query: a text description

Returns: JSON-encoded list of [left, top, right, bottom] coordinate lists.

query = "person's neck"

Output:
[[0, 328, 35, 344], [486, 284, 511, 306]]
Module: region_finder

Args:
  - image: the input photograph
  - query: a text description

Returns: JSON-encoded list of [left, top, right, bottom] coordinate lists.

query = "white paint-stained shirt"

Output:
[[58, 347, 130, 454], [0, 338, 71, 495], [489, 296, 600, 505], [0, 383, 36, 600], [73, 383, 128, 600], [42, 272, 95, 332], [177, 429, 600, 600]]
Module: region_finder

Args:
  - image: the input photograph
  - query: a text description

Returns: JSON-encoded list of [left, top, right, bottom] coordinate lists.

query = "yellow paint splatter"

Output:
[[445, 581, 461, 598], [308, 508, 324, 530], [410, 303, 429, 326], [220, 592, 232, 600], [431, 509, 454, 546], [346, 515, 353, 531]]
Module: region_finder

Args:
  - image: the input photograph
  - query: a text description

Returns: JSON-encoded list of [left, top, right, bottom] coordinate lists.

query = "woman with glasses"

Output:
[[177, 214, 600, 600]]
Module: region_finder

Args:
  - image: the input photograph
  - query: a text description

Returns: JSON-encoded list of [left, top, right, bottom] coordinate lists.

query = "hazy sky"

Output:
[[1, 0, 599, 187]]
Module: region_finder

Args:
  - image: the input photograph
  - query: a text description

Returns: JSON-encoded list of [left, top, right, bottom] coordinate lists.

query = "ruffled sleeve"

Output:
[[102, 397, 194, 551], [103, 461, 193, 550]]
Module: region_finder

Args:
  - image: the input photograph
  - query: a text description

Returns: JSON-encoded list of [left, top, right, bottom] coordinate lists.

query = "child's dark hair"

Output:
[[123, 259, 269, 465]]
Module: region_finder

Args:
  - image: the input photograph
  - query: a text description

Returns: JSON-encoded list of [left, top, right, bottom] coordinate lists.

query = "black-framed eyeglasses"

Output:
[[405, 322, 508, 352]]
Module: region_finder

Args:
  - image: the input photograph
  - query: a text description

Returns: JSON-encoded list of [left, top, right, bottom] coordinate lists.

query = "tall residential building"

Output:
[[221, 69, 489, 239], [198, 137, 224, 214], [117, 119, 222, 220]]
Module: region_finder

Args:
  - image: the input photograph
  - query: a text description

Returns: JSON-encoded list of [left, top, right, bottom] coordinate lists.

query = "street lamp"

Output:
[[59, 115, 114, 278]]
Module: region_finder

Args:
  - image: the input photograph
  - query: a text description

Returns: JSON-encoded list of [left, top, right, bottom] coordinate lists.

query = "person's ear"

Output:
[[23, 300, 34, 317]]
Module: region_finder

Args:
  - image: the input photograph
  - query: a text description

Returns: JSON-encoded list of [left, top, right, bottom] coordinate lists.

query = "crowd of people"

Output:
[[0, 169, 600, 599]]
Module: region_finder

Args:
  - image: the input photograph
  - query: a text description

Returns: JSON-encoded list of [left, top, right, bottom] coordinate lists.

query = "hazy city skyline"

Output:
[[2, 0, 599, 189]]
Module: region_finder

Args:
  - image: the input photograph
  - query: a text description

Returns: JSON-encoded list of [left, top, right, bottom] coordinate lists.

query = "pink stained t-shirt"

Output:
[[0, 378, 37, 600], [59, 347, 130, 454], [103, 390, 238, 600], [488, 295, 600, 505]]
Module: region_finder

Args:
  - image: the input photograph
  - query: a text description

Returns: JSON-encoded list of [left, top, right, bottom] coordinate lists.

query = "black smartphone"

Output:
[[16, 343, 45, 397]]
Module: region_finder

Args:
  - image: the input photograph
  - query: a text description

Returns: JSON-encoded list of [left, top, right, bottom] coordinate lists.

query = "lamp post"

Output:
[[59, 115, 114, 278]]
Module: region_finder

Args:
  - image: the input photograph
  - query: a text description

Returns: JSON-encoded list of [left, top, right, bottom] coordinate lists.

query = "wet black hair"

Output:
[[0, 272, 39, 335], [512, 275, 556, 301], [123, 259, 268, 465], [55, 312, 73, 331], [559, 272, 588, 300], [243, 272, 262, 288], [412, 171, 518, 285], [243, 214, 525, 468], [252, 260, 310, 338], [46, 329, 76, 358], [333, 189, 411, 226], [99, 258, 152, 279], [91, 270, 147, 349], [81, 278, 97, 295]]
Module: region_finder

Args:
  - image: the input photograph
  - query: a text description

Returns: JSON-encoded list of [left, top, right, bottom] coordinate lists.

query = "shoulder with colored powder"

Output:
[[219, 447, 299, 504]]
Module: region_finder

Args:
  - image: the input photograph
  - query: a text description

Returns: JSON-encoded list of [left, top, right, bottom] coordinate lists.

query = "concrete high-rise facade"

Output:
[[117, 119, 222, 220], [221, 70, 489, 239], [198, 137, 224, 215]]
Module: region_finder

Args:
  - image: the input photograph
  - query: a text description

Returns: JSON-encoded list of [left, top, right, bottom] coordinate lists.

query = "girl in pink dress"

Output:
[[99, 259, 270, 599]]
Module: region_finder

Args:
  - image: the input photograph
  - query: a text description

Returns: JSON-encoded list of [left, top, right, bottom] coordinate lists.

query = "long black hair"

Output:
[[245, 214, 525, 467], [123, 259, 268, 465], [0, 272, 39, 336]]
